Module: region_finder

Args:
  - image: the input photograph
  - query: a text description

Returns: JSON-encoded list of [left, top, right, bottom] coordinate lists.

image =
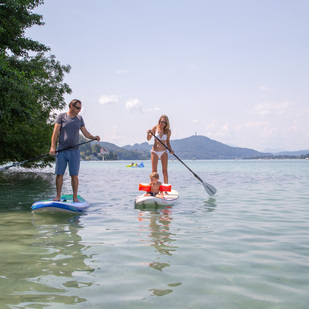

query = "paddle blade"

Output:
[[203, 181, 217, 196]]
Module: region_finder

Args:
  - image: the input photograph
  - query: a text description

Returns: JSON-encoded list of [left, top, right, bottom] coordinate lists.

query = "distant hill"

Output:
[[95, 141, 149, 160], [169, 135, 272, 159], [92, 135, 309, 160], [122, 135, 272, 160], [273, 150, 309, 156], [124, 142, 151, 152]]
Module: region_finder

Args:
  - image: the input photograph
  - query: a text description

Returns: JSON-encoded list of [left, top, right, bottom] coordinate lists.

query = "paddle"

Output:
[[0, 139, 97, 172], [150, 132, 217, 196]]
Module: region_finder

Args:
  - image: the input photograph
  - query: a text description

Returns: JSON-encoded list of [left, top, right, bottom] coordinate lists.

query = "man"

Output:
[[49, 99, 100, 202]]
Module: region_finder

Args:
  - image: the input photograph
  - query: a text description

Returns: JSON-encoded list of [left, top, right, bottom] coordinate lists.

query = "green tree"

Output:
[[80, 135, 92, 160], [0, 0, 71, 167], [92, 143, 101, 155]]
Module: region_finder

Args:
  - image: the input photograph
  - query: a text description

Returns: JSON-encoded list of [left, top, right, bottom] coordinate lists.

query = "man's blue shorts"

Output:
[[55, 149, 80, 176]]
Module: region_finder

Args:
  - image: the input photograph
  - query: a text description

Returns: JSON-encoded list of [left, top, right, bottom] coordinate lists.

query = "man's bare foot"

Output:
[[52, 197, 60, 201]]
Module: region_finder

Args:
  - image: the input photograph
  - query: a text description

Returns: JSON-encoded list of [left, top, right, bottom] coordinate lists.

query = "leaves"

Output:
[[0, 0, 72, 167], [0, 0, 47, 56]]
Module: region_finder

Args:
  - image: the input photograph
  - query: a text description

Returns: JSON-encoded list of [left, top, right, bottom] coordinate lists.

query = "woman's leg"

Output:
[[151, 152, 159, 173], [160, 152, 168, 184]]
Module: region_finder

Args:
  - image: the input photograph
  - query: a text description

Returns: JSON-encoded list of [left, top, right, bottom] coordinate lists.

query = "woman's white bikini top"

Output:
[[156, 132, 167, 141]]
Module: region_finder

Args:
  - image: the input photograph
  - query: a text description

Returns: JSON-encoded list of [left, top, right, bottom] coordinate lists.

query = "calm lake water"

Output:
[[0, 160, 308, 309]]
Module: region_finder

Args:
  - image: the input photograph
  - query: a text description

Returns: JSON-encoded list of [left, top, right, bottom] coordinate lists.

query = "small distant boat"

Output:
[[126, 162, 144, 168]]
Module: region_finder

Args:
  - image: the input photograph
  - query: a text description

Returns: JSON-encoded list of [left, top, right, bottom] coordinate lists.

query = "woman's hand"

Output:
[[147, 129, 153, 141]]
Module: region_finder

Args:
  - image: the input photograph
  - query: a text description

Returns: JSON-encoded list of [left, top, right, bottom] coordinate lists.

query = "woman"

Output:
[[147, 115, 174, 184]]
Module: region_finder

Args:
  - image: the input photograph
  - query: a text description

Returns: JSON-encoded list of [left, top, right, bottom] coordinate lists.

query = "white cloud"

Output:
[[205, 122, 233, 140], [205, 120, 217, 131], [216, 124, 233, 138], [98, 95, 120, 105], [241, 121, 267, 129], [251, 101, 292, 116], [125, 98, 143, 113], [204, 120, 280, 149]]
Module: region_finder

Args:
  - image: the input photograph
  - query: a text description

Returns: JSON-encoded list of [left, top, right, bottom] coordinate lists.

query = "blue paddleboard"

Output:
[[31, 194, 89, 214]]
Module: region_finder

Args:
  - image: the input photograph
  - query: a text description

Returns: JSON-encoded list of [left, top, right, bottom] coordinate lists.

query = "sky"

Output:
[[26, 0, 309, 152]]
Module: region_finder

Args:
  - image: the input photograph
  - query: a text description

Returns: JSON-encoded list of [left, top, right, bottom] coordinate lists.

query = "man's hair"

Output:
[[69, 99, 82, 108]]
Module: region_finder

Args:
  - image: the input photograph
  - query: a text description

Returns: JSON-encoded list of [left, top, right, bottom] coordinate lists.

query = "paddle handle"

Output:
[[55, 138, 97, 154], [1, 139, 97, 170], [172, 152, 203, 183], [150, 131, 203, 183]]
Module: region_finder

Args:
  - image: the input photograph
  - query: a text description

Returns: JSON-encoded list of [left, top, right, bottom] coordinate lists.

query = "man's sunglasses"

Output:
[[73, 104, 81, 110]]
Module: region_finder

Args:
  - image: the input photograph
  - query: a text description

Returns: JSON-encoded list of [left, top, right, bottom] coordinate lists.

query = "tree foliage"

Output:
[[0, 0, 71, 167]]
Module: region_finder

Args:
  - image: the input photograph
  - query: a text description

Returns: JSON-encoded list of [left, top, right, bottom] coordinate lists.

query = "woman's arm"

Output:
[[147, 126, 156, 141]]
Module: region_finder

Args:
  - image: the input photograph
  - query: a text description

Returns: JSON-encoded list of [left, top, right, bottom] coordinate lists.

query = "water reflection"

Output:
[[0, 170, 55, 211], [134, 202, 169, 212], [203, 197, 217, 213], [138, 207, 176, 259], [0, 213, 94, 308], [150, 282, 182, 297], [137, 207, 182, 296]]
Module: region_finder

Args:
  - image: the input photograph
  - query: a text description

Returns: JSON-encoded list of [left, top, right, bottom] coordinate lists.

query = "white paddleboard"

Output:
[[135, 190, 179, 210], [31, 194, 89, 214]]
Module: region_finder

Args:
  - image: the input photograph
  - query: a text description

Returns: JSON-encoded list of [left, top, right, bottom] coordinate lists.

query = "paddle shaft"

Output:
[[1, 139, 96, 171], [150, 132, 205, 183]]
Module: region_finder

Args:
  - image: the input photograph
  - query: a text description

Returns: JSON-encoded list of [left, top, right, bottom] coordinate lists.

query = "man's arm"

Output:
[[49, 123, 61, 155], [80, 126, 100, 141]]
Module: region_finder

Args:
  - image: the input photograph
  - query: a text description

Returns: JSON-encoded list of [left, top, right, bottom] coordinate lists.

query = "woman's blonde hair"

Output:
[[157, 115, 170, 134]]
